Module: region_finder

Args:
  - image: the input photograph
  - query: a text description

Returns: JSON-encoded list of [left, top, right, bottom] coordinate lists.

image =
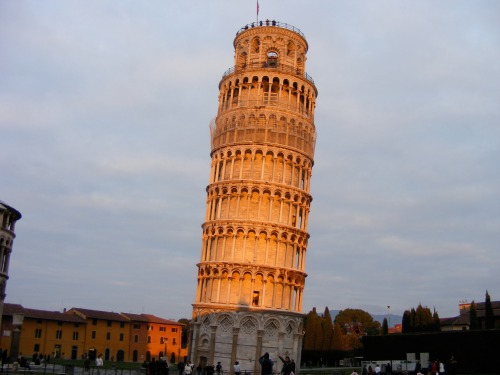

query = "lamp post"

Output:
[[387, 305, 391, 329], [10, 313, 25, 363], [164, 338, 168, 360]]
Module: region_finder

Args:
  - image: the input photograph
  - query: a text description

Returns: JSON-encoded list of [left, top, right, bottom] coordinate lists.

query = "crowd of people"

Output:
[[174, 353, 296, 375], [141, 357, 170, 375]]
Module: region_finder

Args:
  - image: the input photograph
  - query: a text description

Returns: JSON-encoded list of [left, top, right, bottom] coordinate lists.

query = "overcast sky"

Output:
[[1, 1, 499, 322]]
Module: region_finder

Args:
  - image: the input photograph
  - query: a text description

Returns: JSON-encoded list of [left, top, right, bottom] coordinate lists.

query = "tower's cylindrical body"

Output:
[[190, 21, 317, 373], [0, 201, 22, 328]]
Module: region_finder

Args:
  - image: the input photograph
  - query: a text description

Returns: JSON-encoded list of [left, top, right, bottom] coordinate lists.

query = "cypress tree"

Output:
[[469, 301, 479, 330], [382, 318, 388, 335], [410, 308, 416, 332], [432, 308, 440, 331], [402, 310, 411, 333], [322, 307, 334, 351], [303, 308, 320, 350], [485, 290, 494, 329]]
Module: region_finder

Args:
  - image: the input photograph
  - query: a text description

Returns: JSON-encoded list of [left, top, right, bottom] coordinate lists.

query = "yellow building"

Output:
[[66, 308, 132, 362], [1, 303, 86, 361], [1, 304, 186, 363]]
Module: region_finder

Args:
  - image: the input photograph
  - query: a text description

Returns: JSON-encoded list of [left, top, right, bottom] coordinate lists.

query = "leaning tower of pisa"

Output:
[[190, 21, 318, 373]]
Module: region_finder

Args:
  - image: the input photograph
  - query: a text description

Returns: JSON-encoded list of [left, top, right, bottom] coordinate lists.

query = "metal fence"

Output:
[[3, 365, 359, 375]]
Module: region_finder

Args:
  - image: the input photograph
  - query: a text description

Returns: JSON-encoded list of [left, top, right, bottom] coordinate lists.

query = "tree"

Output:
[[178, 318, 191, 352], [485, 290, 494, 329], [414, 305, 434, 332], [469, 301, 479, 330], [402, 310, 412, 333], [331, 322, 344, 351], [303, 308, 321, 351], [382, 318, 388, 335], [334, 308, 381, 336], [432, 308, 440, 332], [321, 307, 334, 351], [402, 305, 438, 333], [410, 308, 416, 331]]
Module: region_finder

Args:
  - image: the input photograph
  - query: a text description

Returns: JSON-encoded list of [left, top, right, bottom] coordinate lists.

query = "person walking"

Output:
[[95, 354, 104, 375], [233, 362, 241, 375]]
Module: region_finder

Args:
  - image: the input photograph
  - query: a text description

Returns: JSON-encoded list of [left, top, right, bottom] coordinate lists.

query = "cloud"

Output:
[[1, 0, 500, 320]]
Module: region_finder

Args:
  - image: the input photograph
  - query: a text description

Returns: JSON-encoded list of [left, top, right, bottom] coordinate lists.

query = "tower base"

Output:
[[189, 306, 304, 374]]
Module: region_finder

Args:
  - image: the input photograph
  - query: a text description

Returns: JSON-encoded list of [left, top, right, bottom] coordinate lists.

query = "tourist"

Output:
[[259, 353, 273, 375], [234, 361, 241, 375]]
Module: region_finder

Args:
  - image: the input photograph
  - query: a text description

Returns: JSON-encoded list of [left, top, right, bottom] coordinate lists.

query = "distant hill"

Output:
[[328, 310, 402, 328]]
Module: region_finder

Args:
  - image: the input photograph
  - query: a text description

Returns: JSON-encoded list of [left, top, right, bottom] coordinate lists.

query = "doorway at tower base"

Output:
[[189, 309, 304, 375]]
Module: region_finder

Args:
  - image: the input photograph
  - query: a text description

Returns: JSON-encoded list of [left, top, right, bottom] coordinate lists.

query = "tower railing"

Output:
[[236, 20, 305, 39], [221, 62, 315, 86]]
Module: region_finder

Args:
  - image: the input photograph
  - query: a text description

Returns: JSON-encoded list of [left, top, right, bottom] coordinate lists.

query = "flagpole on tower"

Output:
[[256, 0, 259, 24]]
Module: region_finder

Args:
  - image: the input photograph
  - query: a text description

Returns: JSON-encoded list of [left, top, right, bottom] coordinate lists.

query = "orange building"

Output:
[[66, 308, 132, 362], [121, 313, 183, 363], [1, 304, 186, 363]]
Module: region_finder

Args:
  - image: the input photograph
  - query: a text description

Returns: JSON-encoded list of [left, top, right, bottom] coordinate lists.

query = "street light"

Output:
[[164, 338, 168, 360], [387, 305, 391, 329], [10, 313, 25, 363]]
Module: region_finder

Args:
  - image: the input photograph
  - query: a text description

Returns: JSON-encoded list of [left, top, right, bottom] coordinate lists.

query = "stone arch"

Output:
[[251, 37, 260, 53]]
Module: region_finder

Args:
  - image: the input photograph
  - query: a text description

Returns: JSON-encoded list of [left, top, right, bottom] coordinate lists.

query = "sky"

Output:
[[1, 1, 499, 322]]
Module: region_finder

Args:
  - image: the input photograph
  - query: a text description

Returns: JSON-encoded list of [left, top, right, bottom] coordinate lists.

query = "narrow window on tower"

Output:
[[252, 291, 260, 306], [267, 51, 278, 68]]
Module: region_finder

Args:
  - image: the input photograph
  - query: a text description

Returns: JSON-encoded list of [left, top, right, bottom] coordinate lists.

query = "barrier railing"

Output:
[[236, 21, 305, 39]]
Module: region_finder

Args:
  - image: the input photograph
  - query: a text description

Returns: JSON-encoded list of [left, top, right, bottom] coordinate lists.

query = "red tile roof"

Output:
[[3, 303, 85, 323], [66, 307, 130, 322]]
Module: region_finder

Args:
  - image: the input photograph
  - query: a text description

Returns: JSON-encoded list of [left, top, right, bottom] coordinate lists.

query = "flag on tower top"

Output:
[[257, 0, 259, 16]]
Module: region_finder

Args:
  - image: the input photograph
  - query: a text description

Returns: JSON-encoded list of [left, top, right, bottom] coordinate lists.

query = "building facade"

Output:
[[190, 21, 318, 373], [0, 201, 22, 328], [0, 304, 186, 363], [440, 301, 500, 331]]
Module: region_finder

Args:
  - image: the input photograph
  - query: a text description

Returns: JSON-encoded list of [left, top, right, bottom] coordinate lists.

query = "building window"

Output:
[[92, 319, 98, 325], [37, 319, 42, 324], [133, 324, 140, 329], [74, 323, 79, 327], [56, 330, 63, 339], [57, 321, 63, 326], [159, 327, 166, 332], [120, 322, 125, 328], [173, 338, 176, 345], [147, 336, 151, 344], [73, 332, 79, 340], [106, 332, 111, 340], [134, 335, 138, 343], [34, 328, 42, 338], [120, 333, 124, 341], [92, 331, 96, 339], [34, 344, 40, 352], [107, 321, 112, 327], [252, 291, 260, 306], [148, 325, 153, 331], [171, 328, 177, 333], [267, 51, 278, 67]]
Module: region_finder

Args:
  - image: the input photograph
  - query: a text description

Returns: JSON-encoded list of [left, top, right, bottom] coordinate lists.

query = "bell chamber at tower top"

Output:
[[211, 21, 318, 158]]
